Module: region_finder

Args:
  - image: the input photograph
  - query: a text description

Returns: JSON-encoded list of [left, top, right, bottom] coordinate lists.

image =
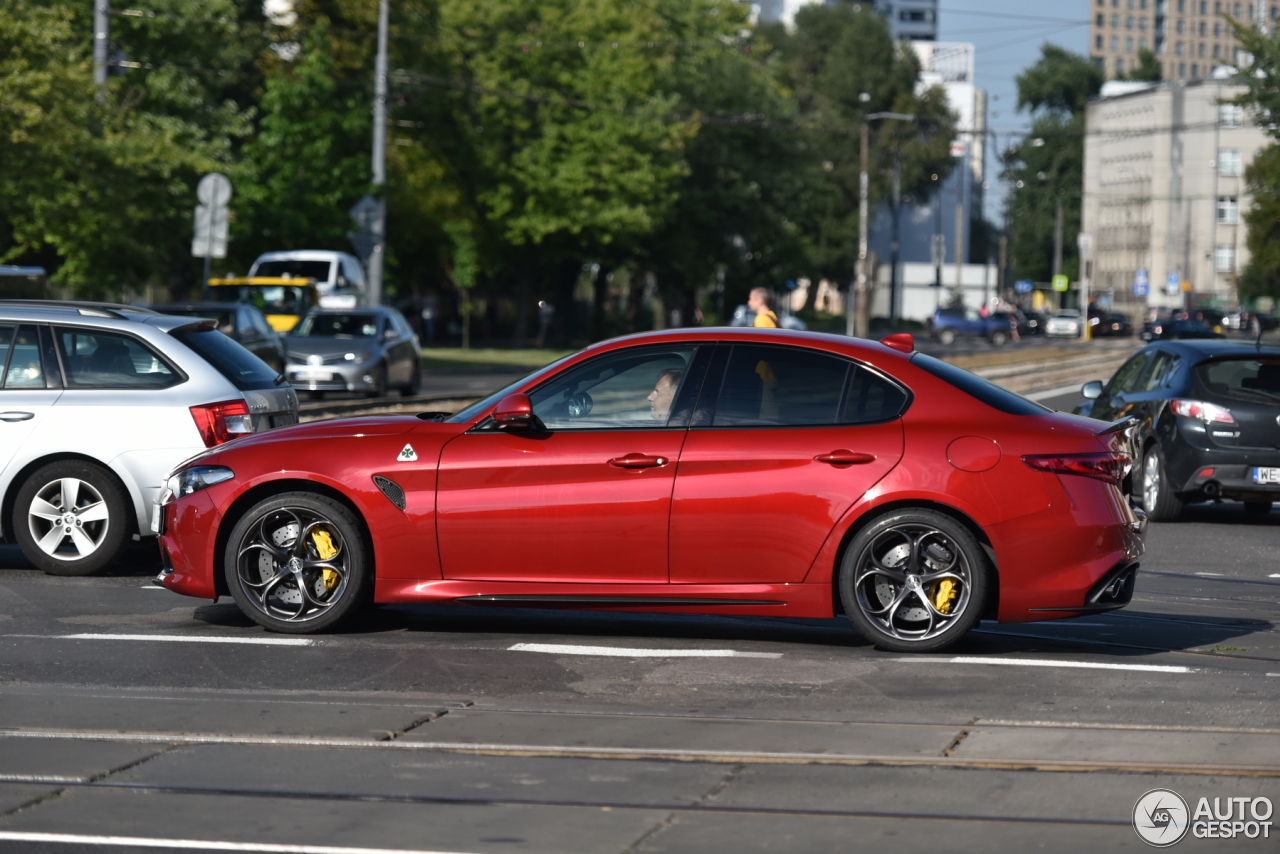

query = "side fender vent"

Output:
[[372, 475, 406, 511]]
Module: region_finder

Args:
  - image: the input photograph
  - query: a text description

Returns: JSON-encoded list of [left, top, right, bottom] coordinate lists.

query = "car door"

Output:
[[669, 344, 907, 585], [1091, 350, 1154, 422], [435, 344, 706, 583], [0, 325, 63, 485]]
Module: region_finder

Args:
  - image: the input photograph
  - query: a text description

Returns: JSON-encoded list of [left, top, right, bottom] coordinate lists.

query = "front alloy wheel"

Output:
[[839, 510, 988, 653], [225, 492, 370, 633]]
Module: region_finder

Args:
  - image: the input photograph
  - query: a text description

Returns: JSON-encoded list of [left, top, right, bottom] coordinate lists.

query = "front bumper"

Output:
[[156, 491, 223, 600], [287, 361, 378, 392]]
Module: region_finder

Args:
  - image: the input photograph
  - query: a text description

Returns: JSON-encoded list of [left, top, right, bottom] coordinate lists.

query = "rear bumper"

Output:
[[1165, 424, 1280, 501]]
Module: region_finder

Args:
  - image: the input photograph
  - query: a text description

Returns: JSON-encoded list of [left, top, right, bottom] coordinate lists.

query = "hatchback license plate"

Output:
[[1252, 467, 1280, 484], [295, 370, 331, 382]]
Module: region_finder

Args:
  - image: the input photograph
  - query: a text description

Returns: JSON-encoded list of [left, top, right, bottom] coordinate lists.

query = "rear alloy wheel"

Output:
[[1141, 446, 1184, 522], [989, 330, 1009, 347], [839, 509, 988, 653], [225, 492, 371, 633], [936, 328, 956, 345], [15, 460, 129, 576]]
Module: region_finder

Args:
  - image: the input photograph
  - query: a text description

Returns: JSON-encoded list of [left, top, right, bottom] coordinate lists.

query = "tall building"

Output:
[[750, 0, 938, 40], [1088, 0, 1274, 81], [1081, 77, 1266, 310]]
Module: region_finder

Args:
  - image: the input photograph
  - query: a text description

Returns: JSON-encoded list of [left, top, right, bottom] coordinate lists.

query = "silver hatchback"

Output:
[[285, 307, 421, 398], [0, 300, 297, 575]]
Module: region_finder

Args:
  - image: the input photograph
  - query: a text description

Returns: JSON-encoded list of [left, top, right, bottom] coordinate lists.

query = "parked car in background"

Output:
[[992, 309, 1032, 338], [1223, 309, 1280, 337], [1139, 318, 1223, 342], [248, 250, 367, 309], [1021, 309, 1051, 335], [929, 307, 1017, 346], [0, 300, 297, 576], [156, 327, 1143, 653], [151, 302, 286, 373], [1077, 339, 1280, 521], [1191, 308, 1226, 334], [1089, 312, 1134, 338], [285, 307, 421, 398], [1044, 309, 1083, 337]]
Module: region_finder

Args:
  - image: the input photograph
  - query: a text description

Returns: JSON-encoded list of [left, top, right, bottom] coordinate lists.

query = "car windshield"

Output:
[[1197, 357, 1280, 401], [208, 285, 311, 315], [253, 260, 331, 281], [445, 353, 579, 424], [293, 313, 379, 338], [911, 353, 1050, 415], [172, 327, 279, 391]]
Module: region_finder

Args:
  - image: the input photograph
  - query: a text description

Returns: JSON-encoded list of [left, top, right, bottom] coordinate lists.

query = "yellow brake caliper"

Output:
[[930, 579, 958, 614], [311, 529, 339, 590]]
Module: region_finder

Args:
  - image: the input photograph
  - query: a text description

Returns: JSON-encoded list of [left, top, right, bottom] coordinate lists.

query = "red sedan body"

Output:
[[156, 329, 1145, 652]]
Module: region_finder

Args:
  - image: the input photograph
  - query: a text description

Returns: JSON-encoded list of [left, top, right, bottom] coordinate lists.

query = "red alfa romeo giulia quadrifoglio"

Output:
[[154, 328, 1145, 653]]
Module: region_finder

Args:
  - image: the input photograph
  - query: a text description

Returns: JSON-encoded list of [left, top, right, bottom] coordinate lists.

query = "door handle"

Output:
[[814, 449, 876, 465], [608, 453, 669, 469], [0, 412, 34, 422]]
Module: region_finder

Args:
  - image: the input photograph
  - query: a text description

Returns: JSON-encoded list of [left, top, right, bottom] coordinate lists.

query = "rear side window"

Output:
[[911, 353, 1049, 416], [2, 325, 42, 389], [714, 345, 908, 427], [1197, 357, 1280, 401], [55, 328, 179, 389], [173, 327, 278, 391]]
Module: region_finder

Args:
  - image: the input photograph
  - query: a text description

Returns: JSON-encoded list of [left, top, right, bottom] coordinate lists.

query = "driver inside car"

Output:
[[647, 368, 684, 422]]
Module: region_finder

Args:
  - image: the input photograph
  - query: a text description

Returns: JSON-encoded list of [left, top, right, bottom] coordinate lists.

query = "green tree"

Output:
[[1004, 45, 1102, 285], [1123, 48, 1162, 82]]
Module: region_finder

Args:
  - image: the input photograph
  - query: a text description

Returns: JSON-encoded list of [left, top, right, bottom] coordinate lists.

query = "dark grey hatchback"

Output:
[[1077, 340, 1280, 520]]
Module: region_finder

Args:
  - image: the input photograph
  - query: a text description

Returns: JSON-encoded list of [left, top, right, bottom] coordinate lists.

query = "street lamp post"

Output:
[[848, 105, 914, 338]]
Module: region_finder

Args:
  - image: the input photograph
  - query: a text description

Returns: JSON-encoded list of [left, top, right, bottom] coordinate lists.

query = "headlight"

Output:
[[344, 352, 371, 362], [158, 465, 236, 506]]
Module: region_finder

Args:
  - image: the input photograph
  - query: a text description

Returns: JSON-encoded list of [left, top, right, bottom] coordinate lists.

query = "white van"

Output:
[[247, 250, 367, 309]]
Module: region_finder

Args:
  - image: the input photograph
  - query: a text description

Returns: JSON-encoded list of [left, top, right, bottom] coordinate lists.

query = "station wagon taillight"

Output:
[[190, 400, 254, 447], [1022, 453, 1131, 486]]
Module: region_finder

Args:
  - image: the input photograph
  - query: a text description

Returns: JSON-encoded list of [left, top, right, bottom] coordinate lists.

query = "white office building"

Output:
[[750, 0, 938, 40]]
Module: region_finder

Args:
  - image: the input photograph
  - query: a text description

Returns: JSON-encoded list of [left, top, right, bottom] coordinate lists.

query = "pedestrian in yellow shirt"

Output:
[[748, 287, 779, 328]]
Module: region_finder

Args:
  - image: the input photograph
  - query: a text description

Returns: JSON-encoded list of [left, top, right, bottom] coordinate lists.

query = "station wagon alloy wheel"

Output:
[[16, 460, 128, 577], [840, 510, 987, 653], [226, 492, 370, 632]]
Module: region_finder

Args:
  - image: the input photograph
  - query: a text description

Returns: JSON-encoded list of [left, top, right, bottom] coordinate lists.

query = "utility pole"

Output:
[[954, 201, 965, 304], [367, 0, 389, 306], [888, 149, 902, 325], [93, 0, 110, 96], [1051, 194, 1064, 309]]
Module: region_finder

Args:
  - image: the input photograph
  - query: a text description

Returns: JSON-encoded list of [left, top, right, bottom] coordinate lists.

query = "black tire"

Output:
[[1140, 445, 1184, 522], [839, 509, 989, 653], [936, 328, 957, 346], [14, 460, 130, 576], [366, 364, 388, 399], [1243, 500, 1272, 516], [224, 492, 371, 634], [989, 330, 1009, 347]]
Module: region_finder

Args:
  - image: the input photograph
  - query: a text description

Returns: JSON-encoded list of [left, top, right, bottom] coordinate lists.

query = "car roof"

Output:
[[0, 299, 215, 334], [253, 251, 348, 262], [1148, 339, 1280, 358], [577, 326, 914, 363]]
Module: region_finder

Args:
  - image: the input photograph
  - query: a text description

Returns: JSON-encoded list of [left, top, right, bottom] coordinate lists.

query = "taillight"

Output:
[[190, 400, 254, 448], [1022, 453, 1131, 485], [1170, 399, 1234, 424]]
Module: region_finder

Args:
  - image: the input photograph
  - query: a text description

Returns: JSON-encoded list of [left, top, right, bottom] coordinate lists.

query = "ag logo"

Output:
[[1134, 788, 1190, 846], [397, 444, 417, 462]]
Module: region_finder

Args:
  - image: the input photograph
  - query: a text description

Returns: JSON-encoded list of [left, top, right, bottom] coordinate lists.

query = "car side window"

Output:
[[251, 310, 274, 338], [530, 345, 698, 430], [843, 366, 910, 423], [1140, 351, 1176, 391], [1, 325, 41, 389], [714, 345, 872, 427], [55, 328, 179, 389], [1106, 352, 1151, 396]]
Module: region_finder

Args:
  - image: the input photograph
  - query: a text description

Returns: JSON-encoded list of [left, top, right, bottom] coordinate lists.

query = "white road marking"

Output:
[[1194, 572, 1226, 577], [1269, 673, 1280, 678], [1269, 574, 1280, 579], [140, 585, 166, 589], [0, 833, 475, 854], [42, 633, 313, 647], [508, 642, 781, 659], [894, 656, 1191, 674]]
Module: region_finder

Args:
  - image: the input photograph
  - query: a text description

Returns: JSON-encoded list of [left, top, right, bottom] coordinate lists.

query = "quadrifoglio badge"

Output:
[[1133, 788, 1273, 845]]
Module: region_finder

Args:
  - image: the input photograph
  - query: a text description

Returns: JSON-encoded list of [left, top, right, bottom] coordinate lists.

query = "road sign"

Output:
[[1052, 275, 1069, 292], [1076, 232, 1093, 260], [1134, 267, 1149, 297], [192, 173, 231, 260], [1166, 271, 1181, 296], [347, 194, 382, 265], [1181, 280, 1192, 292], [1014, 279, 1033, 294]]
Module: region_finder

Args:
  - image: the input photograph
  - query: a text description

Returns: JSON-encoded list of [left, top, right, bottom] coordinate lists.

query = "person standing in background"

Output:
[[420, 293, 438, 342], [748, 288, 778, 328]]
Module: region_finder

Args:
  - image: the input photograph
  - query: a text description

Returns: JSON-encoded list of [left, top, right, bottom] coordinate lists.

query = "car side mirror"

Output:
[[493, 393, 534, 429], [1082, 380, 1104, 400], [382, 329, 400, 342]]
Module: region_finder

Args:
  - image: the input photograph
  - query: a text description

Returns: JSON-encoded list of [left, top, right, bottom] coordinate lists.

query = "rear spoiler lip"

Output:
[[1093, 415, 1138, 437]]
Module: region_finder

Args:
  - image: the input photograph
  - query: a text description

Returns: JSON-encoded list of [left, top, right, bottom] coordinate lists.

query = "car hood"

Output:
[[223, 415, 421, 447], [285, 338, 381, 357]]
